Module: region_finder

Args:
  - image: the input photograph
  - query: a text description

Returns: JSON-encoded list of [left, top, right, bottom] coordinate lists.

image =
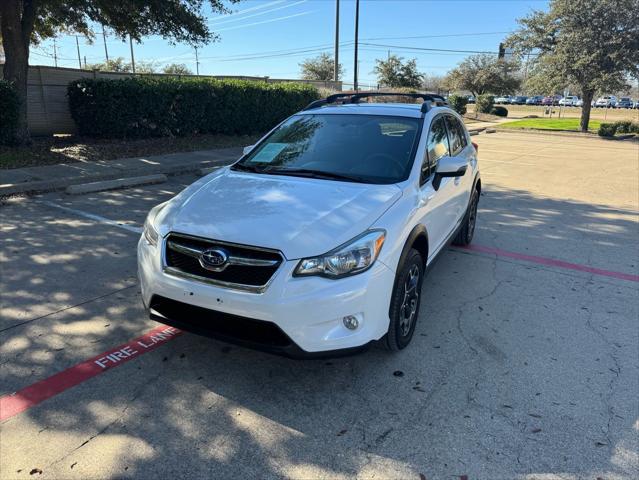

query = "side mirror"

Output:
[[243, 145, 255, 156], [432, 155, 467, 190]]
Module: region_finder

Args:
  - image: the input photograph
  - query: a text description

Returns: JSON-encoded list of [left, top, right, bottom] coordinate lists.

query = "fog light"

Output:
[[343, 315, 359, 330]]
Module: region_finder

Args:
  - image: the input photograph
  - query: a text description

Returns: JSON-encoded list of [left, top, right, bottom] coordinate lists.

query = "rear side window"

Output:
[[445, 115, 467, 156], [422, 116, 450, 182]]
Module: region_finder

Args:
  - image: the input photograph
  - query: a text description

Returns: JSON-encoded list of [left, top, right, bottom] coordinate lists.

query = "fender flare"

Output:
[[388, 224, 429, 318], [472, 171, 482, 194]]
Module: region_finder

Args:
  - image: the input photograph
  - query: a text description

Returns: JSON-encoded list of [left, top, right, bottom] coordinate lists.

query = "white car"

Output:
[[595, 96, 617, 108], [494, 95, 511, 104], [559, 95, 580, 106], [138, 92, 481, 357]]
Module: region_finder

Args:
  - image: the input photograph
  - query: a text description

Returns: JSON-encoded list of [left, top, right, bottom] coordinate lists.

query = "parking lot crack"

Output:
[[44, 370, 163, 470], [582, 277, 622, 450], [0, 284, 137, 333]]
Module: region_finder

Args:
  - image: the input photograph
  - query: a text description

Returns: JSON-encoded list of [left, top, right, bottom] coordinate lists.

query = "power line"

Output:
[[360, 42, 500, 55], [214, 10, 315, 32], [360, 31, 514, 41], [209, 0, 307, 26], [207, 0, 286, 23]]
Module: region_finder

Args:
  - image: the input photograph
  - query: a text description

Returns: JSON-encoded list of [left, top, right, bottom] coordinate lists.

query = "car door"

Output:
[[444, 114, 475, 223], [416, 115, 459, 260]]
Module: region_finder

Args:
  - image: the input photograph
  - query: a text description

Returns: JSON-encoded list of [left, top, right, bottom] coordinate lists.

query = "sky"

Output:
[[28, 0, 549, 88]]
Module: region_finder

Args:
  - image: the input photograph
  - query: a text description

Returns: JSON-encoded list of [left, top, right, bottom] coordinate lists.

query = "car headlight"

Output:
[[294, 230, 386, 278], [143, 202, 167, 246]]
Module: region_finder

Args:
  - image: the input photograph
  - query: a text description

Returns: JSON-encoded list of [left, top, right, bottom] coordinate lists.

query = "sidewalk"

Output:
[[1, 147, 243, 197]]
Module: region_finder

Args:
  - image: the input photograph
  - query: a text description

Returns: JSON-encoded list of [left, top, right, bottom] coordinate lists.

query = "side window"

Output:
[[445, 115, 467, 156], [421, 116, 450, 183]]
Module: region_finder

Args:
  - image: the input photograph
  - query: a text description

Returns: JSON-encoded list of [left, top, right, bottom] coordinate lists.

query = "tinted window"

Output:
[[445, 115, 467, 155], [422, 116, 449, 182], [235, 114, 421, 184]]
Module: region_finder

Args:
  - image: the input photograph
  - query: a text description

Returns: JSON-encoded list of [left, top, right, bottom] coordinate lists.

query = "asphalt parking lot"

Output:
[[1, 132, 638, 480]]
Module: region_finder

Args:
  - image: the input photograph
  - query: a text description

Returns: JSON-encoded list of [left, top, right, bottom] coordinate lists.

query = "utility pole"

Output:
[[195, 46, 200, 75], [102, 29, 109, 62], [353, 0, 359, 91], [53, 39, 58, 67], [129, 35, 136, 74], [75, 36, 82, 69], [83, 56, 87, 69], [334, 0, 339, 83]]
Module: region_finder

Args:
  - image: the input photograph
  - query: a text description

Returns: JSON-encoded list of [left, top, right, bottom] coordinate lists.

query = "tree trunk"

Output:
[[1, 1, 35, 144], [580, 89, 594, 133]]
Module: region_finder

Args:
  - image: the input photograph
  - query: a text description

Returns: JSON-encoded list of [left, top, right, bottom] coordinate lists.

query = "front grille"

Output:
[[149, 295, 292, 348], [163, 233, 283, 291]]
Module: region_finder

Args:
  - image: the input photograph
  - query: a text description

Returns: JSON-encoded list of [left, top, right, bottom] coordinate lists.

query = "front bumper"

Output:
[[138, 236, 395, 355]]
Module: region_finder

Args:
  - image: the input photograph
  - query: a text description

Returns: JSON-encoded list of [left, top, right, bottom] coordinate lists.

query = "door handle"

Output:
[[454, 177, 461, 185]]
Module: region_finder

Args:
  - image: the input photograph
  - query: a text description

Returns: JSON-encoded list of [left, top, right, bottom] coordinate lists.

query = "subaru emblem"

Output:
[[199, 248, 229, 271]]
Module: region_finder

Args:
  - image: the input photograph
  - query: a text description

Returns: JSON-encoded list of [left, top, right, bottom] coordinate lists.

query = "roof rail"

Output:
[[303, 92, 449, 113]]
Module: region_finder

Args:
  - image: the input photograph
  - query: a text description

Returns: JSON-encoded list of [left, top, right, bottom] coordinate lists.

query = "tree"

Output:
[[87, 57, 132, 72], [163, 63, 193, 75], [445, 54, 520, 97], [135, 60, 158, 74], [506, 0, 639, 132], [299, 53, 342, 81], [373, 55, 423, 88], [0, 0, 239, 144], [422, 73, 448, 94]]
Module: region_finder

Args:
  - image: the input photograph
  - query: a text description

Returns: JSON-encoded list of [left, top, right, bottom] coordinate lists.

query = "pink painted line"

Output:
[[0, 324, 182, 422], [455, 244, 639, 282]]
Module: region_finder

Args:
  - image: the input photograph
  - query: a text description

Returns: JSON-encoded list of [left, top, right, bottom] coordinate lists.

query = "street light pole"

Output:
[[102, 29, 109, 62], [195, 46, 200, 75], [353, 0, 359, 91], [334, 0, 340, 83], [129, 35, 136, 74], [75, 36, 82, 69]]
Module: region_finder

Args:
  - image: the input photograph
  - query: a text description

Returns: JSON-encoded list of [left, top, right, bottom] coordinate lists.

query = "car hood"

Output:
[[156, 168, 402, 259]]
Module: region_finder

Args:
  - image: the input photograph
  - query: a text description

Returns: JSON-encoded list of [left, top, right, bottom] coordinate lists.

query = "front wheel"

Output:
[[384, 249, 424, 351], [453, 189, 479, 246]]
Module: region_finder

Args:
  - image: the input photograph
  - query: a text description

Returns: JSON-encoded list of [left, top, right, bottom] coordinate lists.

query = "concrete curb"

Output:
[[1, 158, 232, 198], [65, 174, 168, 195], [492, 128, 639, 141]]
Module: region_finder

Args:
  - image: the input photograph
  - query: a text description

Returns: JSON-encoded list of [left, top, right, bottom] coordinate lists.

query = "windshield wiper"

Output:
[[267, 168, 367, 183], [231, 163, 269, 173]]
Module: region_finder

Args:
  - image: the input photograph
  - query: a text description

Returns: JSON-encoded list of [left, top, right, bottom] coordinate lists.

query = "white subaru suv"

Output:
[[138, 92, 481, 357]]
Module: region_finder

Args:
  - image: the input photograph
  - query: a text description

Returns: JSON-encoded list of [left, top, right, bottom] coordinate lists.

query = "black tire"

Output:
[[384, 249, 424, 351], [453, 188, 479, 246]]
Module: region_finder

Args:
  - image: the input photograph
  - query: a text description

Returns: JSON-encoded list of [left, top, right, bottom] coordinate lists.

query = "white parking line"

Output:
[[41, 200, 143, 234]]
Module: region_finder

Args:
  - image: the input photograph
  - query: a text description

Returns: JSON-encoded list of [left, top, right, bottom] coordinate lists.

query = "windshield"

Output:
[[232, 114, 422, 184]]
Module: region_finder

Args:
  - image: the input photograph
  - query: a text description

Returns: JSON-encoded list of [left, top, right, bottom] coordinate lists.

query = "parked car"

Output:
[[559, 95, 580, 106], [510, 96, 528, 105], [616, 97, 633, 109], [494, 95, 512, 104], [526, 95, 544, 105], [542, 95, 562, 106], [138, 92, 481, 356], [595, 96, 617, 108], [467, 95, 475, 104]]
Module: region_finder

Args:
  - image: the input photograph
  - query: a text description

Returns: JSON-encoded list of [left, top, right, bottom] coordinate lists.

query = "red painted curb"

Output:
[[457, 244, 639, 282], [0, 324, 182, 422]]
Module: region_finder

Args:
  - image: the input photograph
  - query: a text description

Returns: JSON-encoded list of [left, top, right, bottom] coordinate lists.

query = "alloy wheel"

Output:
[[399, 264, 420, 337]]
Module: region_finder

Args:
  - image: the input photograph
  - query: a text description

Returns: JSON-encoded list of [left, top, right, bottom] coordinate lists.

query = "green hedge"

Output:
[[0, 80, 20, 145], [476, 94, 494, 114], [598, 121, 639, 137], [490, 106, 509, 117], [68, 77, 320, 138], [447, 94, 468, 115]]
